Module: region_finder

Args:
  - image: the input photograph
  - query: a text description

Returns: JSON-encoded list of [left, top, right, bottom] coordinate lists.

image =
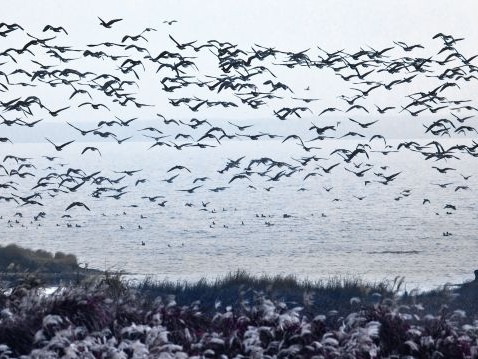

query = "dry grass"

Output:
[[0, 271, 477, 358]]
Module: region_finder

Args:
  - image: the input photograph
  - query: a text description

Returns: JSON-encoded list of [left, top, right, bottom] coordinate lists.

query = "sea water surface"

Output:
[[1, 138, 477, 290]]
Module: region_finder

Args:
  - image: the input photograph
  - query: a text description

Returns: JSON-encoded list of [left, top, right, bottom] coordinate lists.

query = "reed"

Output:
[[0, 271, 477, 358]]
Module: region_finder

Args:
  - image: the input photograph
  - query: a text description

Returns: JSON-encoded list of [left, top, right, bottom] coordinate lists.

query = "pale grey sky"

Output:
[[2, 0, 478, 129], [4, 0, 478, 50]]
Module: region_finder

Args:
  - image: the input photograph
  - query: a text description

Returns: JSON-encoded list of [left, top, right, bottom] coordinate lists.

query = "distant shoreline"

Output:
[[0, 243, 475, 292]]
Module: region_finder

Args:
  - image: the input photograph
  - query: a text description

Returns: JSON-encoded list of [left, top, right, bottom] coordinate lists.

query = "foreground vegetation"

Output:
[[1, 270, 478, 358]]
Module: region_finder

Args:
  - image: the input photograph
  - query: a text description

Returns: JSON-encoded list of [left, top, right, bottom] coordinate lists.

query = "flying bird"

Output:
[[65, 202, 90, 211], [167, 165, 191, 173], [47, 106, 70, 117], [98, 17, 123, 28], [42, 25, 68, 35], [177, 185, 203, 193], [81, 146, 102, 156], [45, 138, 75, 151]]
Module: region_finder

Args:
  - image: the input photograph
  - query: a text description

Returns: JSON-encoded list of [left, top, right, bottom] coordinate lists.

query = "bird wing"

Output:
[[60, 140, 75, 148], [45, 137, 56, 147], [107, 18, 123, 26], [65, 202, 77, 211], [168, 34, 181, 46]]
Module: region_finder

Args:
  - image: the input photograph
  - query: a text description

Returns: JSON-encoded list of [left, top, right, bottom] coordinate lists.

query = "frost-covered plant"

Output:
[[1, 275, 478, 358]]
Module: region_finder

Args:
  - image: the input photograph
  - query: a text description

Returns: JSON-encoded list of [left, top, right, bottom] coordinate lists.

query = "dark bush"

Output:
[[0, 244, 79, 274]]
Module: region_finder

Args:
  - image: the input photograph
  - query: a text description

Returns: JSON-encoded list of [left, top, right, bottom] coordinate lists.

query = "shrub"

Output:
[[0, 244, 79, 274]]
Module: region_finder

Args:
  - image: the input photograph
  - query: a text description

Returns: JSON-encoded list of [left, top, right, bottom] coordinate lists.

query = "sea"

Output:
[[1, 135, 477, 291]]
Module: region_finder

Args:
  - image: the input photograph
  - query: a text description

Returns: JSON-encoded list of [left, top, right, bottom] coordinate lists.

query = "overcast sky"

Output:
[[2, 1, 478, 131], [5, 0, 478, 50]]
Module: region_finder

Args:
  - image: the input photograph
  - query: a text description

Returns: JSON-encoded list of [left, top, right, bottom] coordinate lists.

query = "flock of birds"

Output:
[[0, 18, 478, 240]]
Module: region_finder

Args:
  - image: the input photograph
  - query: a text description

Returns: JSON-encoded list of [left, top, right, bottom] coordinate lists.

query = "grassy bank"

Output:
[[1, 270, 478, 358]]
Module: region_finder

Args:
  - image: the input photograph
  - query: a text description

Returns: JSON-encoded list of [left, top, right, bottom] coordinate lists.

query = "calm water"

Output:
[[1, 137, 477, 290]]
